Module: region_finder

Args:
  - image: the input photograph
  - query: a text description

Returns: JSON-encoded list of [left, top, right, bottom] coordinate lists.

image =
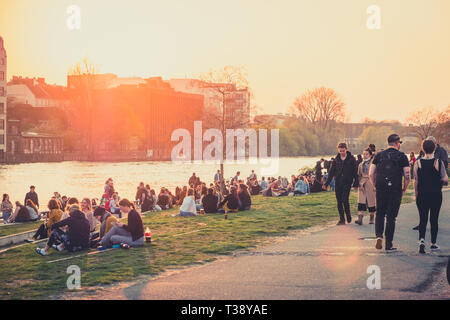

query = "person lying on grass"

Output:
[[98, 199, 144, 248], [36, 205, 90, 256]]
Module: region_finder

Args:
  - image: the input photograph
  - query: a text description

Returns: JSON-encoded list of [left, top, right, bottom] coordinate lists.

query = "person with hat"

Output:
[[25, 186, 39, 209], [369, 134, 410, 251], [93, 206, 118, 240]]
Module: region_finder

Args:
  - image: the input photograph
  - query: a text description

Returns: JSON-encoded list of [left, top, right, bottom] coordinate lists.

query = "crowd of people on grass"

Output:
[[0, 134, 447, 256]]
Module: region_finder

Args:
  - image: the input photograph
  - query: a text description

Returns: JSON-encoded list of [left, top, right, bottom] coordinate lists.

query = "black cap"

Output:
[[387, 134, 402, 144]]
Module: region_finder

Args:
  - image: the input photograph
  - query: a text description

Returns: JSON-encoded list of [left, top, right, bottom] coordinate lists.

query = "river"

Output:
[[0, 156, 329, 205]]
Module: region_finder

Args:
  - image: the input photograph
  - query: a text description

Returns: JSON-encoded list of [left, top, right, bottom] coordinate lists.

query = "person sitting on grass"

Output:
[[201, 188, 218, 214], [98, 199, 144, 248], [8, 201, 41, 223], [27, 199, 63, 242], [35, 205, 90, 256], [218, 186, 240, 213], [81, 198, 97, 235], [294, 176, 308, 195], [178, 188, 197, 217], [25, 199, 40, 221], [238, 183, 252, 211], [89, 206, 118, 247]]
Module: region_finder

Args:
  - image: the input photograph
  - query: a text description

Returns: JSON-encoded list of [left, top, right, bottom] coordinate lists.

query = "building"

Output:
[[5, 119, 64, 163], [7, 76, 71, 108], [67, 73, 146, 90], [167, 79, 251, 128], [0, 37, 7, 162], [68, 76, 204, 160]]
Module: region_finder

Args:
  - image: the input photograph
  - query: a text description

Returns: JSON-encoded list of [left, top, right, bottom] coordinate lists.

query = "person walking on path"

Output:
[[355, 148, 376, 225], [369, 134, 410, 251], [324, 142, 358, 225], [25, 185, 39, 209], [414, 139, 448, 254]]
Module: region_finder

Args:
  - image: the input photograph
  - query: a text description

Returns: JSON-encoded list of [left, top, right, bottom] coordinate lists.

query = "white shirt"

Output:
[[180, 196, 196, 214]]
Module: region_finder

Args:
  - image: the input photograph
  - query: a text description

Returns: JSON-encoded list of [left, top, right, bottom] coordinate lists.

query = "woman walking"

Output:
[[355, 148, 376, 225], [414, 139, 448, 253]]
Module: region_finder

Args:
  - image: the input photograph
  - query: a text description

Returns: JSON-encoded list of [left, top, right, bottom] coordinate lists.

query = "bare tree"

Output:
[[433, 105, 450, 146], [406, 106, 439, 141], [292, 87, 346, 132], [197, 66, 251, 192], [67, 58, 98, 159]]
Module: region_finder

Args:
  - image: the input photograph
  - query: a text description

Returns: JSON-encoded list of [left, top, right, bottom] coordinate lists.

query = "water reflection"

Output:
[[0, 157, 326, 205]]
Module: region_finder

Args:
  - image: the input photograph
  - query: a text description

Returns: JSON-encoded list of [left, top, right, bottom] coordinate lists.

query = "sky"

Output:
[[1, 0, 449, 122]]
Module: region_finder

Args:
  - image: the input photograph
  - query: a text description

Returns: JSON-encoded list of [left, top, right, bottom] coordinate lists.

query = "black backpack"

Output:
[[376, 151, 401, 190]]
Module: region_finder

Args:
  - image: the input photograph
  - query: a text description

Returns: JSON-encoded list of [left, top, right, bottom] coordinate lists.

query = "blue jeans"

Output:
[[2, 210, 12, 224], [179, 210, 197, 217]]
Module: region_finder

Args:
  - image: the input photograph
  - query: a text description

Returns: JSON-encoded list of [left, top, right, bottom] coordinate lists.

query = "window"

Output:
[[0, 119, 4, 130], [0, 102, 3, 113], [0, 71, 4, 80], [0, 58, 4, 65], [0, 87, 4, 96], [0, 134, 4, 145]]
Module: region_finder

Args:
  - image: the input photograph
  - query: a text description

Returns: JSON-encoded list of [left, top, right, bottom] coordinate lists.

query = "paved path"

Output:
[[64, 191, 450, 300]]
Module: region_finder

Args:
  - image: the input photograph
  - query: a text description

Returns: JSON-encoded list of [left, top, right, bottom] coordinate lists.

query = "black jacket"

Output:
[[122, 209, 144, 242], [202, 194, 218, 213], [25, 191, 39, 208], [325, 151, 358, 187], [238, 190, 252, 209], [219, 193, 239, 210], [435, 144, 448, 169], [51, 209, 90, 251]]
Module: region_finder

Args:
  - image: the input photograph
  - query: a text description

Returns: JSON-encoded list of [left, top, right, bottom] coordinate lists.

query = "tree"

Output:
[[198, 66, 250, 192], [67, 58, 99, 159], [358, 126, 393, 151], [406, 107, 439, 140], [292, 87, 346, 132], [433, 106, 450, 147]]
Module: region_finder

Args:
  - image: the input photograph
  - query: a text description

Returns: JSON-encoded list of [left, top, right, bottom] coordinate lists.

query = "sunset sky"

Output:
[[1, 0, 449, 122]]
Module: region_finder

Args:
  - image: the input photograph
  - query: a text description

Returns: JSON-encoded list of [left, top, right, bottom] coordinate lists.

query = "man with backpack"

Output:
[[369, 134, 410, 251]]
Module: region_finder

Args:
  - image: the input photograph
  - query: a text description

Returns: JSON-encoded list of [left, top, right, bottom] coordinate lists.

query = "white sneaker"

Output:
[[430, 244, 440, 250], [35, 248, 47, 256]]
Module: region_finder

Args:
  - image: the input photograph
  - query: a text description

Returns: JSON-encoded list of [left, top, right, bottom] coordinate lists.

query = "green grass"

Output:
[[0, 221, 42, 237], [0, 189, 416, 299]]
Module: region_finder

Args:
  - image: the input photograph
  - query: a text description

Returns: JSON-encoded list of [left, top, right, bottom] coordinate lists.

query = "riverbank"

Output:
[[0, 189, 416, 299]]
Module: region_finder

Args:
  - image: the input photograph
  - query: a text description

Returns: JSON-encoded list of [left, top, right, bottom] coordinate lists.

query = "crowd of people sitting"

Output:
[[0, 134, 447, 256]]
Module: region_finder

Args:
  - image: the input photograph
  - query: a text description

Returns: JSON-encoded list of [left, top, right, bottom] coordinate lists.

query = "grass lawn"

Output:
[[0, 221, 42, 238], [0, 189, 415, 299]]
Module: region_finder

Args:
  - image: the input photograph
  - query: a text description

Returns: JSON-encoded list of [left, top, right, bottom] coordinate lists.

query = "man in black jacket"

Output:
[[36, 209, 90, 255], [25, 185, 39, 209], [324, 142, 358, 225]]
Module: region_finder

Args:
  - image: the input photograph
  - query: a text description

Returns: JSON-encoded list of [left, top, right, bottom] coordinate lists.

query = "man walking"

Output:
[[369, 134, 410, 251], [324, 143, 358, 225], [25, 185, 39, 209]]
